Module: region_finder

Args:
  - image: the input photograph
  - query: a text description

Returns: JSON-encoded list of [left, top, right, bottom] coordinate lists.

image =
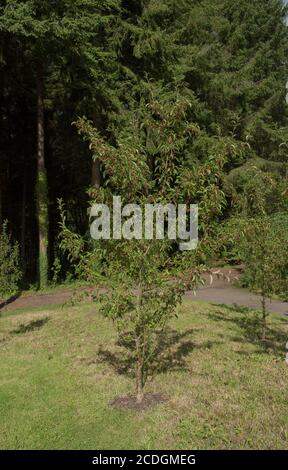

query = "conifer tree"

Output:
[[0, 0, 287, 286], [177, 0, 288, 166], [0, 0, 121, 286]]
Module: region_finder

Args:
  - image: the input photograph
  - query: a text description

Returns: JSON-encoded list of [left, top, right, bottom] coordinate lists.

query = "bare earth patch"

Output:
[[110, 393, 167, 410]]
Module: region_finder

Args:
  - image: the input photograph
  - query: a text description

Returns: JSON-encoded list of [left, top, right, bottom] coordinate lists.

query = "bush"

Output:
[[240, 214, 288, 298], [0, 222, 22, 299], [239, 214, 288, 339]]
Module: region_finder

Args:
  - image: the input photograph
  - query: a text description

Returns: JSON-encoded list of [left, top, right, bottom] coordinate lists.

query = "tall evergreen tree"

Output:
[[177, 0, 288, 165], [0, 0, 287, 286], [0, 0, 121, 286]]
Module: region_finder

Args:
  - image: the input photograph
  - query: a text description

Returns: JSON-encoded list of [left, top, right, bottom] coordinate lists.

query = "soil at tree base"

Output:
[[110, 393, 167, 410]]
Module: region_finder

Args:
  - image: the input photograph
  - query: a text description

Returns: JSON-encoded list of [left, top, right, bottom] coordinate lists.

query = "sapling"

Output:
[[241, 216, 288, 340], [98, 238, 204, 403], [60, 91, 229, 403]]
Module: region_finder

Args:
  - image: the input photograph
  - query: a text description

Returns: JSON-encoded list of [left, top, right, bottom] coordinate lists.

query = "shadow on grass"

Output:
[[11, 317, 49, 335], [97, 328, 220, 379], [208, 304, 288, 355], [0, 292, 22, 312]]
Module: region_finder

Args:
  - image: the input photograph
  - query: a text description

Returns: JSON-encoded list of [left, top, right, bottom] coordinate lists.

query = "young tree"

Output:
[[60, 88, 229, 404], [240, 215, 288, 340]]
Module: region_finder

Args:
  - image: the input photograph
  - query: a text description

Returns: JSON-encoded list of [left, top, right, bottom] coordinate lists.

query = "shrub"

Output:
[[240, 214, 288, 339], [0, 222, 22, 299]]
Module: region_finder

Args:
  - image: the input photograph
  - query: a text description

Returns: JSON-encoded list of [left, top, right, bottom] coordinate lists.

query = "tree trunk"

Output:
[[91, 112, 102, 189], [20, 163, 27, 268], [36, 64, 49, 288], [135, 282, 144, 404], [261, 294, 267, 341], [91, 158, 102, 189], [136, 335, 144, 404]]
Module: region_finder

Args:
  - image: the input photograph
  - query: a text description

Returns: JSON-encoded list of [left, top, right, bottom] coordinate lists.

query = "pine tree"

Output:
[[1, 0, 287, 287], [0, 0, 121, 287], [177, 0, 288, 165]]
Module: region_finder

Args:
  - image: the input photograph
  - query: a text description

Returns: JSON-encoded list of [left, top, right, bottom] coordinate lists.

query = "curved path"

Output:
[[1, 269, 287, 315], [189, 283, 288, 315]]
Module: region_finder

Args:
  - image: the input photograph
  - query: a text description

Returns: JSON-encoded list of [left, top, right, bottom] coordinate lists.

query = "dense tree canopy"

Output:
[[0, 0, 287, 289]]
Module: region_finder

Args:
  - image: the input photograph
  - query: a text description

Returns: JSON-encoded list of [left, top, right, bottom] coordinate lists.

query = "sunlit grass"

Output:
[[0, 300, 287, 449]]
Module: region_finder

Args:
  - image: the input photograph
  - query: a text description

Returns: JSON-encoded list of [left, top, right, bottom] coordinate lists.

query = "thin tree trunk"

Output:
[[91, 158, 102, 189], [136, 334, 144, 404], [36, 64, 49, 288], [135, 282, 144, 404], [91, 112, 102, 189], [20, 163, 27, 267], [261, 294, 267, 341]]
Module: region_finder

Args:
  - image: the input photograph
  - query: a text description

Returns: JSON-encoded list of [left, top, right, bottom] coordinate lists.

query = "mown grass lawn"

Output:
[[0, 299, 288, 450]]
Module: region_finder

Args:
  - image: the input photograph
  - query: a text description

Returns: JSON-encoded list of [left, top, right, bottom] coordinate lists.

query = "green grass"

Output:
[[19, 276, 116, 297], [0, 300, 288, 450], [22, 279, 93, 296]]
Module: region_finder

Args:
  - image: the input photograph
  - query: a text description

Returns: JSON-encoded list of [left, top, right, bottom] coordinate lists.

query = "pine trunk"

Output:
[[20, 164, 27, 267], [36, 64, 49, 288], [91, 158, 102, 189]]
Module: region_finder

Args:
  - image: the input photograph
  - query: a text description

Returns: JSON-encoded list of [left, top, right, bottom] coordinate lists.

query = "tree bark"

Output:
[[36, 64, 49, 288], [91, 158, 102, 189], [135, 280, 144, 404], [91, 113, 102, 189], [136, 334, 144, 404], [261, 294, 267, 341], [20, 163, 27, 267]]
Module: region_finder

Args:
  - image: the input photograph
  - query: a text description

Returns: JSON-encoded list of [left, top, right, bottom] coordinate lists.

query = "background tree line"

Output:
[[0, 0, 287, 293]]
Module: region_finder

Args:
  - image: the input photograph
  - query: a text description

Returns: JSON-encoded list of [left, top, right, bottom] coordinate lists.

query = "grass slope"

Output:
[[0, 300, 288, 450]]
